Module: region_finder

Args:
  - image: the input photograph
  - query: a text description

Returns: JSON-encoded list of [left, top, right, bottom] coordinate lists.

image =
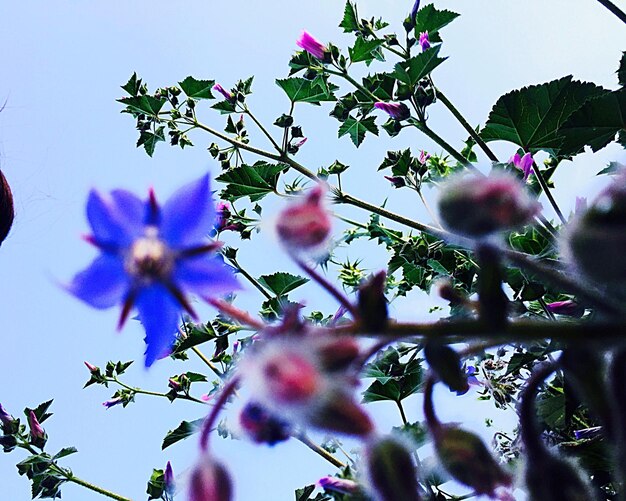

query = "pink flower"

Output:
[[276, 184, 331, 256], [419, 31, 431, 50], [212, 84, 233, 102], [509, 152, 534, 181], [296, 31, 327, 60], [84, 361, 98, 373], [546, 300, 584, 317], [27, 410, 44, 439], [419, 150, 431, 164], [374, 101, 410, 121]]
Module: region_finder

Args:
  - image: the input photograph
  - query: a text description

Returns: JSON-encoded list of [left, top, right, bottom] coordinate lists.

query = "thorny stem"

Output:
[[295, 433, 346, 469], [294, 257, 360, 318], [596, 0, 626, 24], [199, 376, 240, 452], [532, 162, 567, 225]]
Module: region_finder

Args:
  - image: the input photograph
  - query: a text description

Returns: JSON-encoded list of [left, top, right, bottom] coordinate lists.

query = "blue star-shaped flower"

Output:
[[68, 174, 240, 366]]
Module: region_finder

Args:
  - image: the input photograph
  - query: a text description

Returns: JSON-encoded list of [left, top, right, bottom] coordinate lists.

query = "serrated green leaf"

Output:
[[258, 272, 309, 297], [26, 400, 53, 424], [338, 115, 379, 147], [390, 46, 447, 86], [216, 162, 285, 202], [172, 322, 217, 355], [480, 76, 605, 153], [413, 4, 460, 42], [537, 386, 566, 430], [360, 73, 396, 101], [162, 419, 204, 450], [178, 76, 215, 99], [137, 126, 165, 157], [211, 99, 237, 114], [118, 95, 166, 117], [348, 36, 385, 64], [362, 379, 402, 402], [121, 72, 141, 96], [52, 447, 77, 460], [558, 87, 626, 156], [276, 77, 338, 104], [339, 0, 359, 33]]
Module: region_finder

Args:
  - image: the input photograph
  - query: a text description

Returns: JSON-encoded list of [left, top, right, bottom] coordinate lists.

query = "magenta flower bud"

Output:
[[296, 31, 328, 60], [294, 137, 307, 148], [318, 476, 360, 495], [365, 437, 421, 501], [419, 150, 430, 165], [545, 300, 584, 317], [374, 101, 411, 121], [27, 410, 45, 439], [385, 175, 406, 188], [164, 461, 175, 496], [84, 361, 98, 373], [168, 378, 182, 391], [418, 31, 430, 50], [0, 403, 13, 426], [276, 184, 331, 255], [438, 172, 541, 237], [102, 397, 123, 409], [509, 151, 534, 181], [212, 84, 233, 102], [188, 455, 233, 501]]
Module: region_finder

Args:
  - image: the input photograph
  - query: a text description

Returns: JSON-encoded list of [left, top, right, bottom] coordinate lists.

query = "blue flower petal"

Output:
[[86, 189, 144, 248], [160, 174, 216, 248], [135, 283, 182, 367], [174, 256, 241, 297], [68, 255, 129, 309]]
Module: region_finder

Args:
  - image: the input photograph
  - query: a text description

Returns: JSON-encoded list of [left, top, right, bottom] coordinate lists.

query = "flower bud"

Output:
[[318, 476, 360, 495], [239, 402, 290, 445], [384, 175, 406, 188], [296, 31, 329, 61], [357, 271, 388, 332], [84, 361, 98, 373], [27, 410, 45, 439], [309, 392, 373, 437], [0, 403, 13, 426], [276, 184, 331, 255], [418, 31, 430, 51], [102, 397, 123, 409], [564, 176, 626, 286], [438, 172, 541, 238], [424, 341, 468, 394], [545, 300, 584, 317], [525, 454, 597, 501], [164, 461, 175, 496], [434, 426, 512, 497], [212, 84, 233, 102], [188, 455, 233, 501], [315, 336, 361, 372], [365, 437, 421, 501], [374, 101, 411, 121], [0, 170, 14, 247]]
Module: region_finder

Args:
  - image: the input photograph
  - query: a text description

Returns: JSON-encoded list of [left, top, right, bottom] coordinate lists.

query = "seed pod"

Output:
[[365, 436, 420, 501]]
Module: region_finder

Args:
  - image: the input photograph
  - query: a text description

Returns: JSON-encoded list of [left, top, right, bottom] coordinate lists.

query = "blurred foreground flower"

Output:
[[68, 174, 240, 366]]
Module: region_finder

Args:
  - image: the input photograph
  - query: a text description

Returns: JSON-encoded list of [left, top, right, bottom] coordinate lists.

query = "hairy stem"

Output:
[[596, 0, 626, 24], [295, 433, 346, 469]]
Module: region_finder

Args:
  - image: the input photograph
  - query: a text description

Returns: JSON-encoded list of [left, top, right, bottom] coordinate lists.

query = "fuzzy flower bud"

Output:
[[545, 300, 584, 317], [296, 31, 328, 61], [84, 361, 98, 373], [164, 461, 175, 496], [27, 410, 45, 439], [212, 84, 233, 102], [365, 437, 421, 501], [276, 184, 331, 256], [384, 175, 406, 188], [418, 31, 430, 51], [435, 426, 512, 496], [438, 172, 541, 238], [374, 101, 411, 121], [239, 402, 290, 445], [0, 170, 14, 247], [188, 455, 233, 501], [318, 476, 360, 496], [0, 403, 13, 426], [564, 175, 626, 286]]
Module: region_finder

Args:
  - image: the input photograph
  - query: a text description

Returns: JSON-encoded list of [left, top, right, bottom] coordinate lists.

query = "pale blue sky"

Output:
[[1, 1, 624, 499]]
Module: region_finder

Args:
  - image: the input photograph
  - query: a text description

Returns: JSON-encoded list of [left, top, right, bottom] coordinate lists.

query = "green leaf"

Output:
[[52, 447, 77, 460], [360, 73, 396, 101], [258, 272, 309, 297], [378, 148, 416, 176], [26, 400, 53, 424], [338, 115, 379, 147], [136, 126, 165, 157], [339, 0, 359, 33], [121, 72, 141, 96], [162, 419, 204, 450], [480, 76, 605, 153], [178, 76, 215, 99], [537, 386, 566, 430], [390, 46, 447, 86], [598, 161, 625, 176], [172, 322, 217, 355], [216, 162, 285, 202], [362, 347, 423, 403], [146, 468, 165, 500], [557, 87, 626, 156], [413, 4, 460, 42], [618, 51, 626, 87], [349, 36, 385, 64], [276, 77, 338, 104], [118, 95, 166, 117], [211, 99, 237, 114]]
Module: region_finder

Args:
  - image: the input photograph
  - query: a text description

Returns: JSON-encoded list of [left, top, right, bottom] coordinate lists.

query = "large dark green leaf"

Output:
[[178, 76, 215, 99], [258, 272, 309, 297], [118, 95, 166, 117], [480, 76, 605, 153], [390, 46, 447, 86], [162, 419, 204, 450], [216, 162, 285, 202], [413, 4, 460, 43], [349, 36, 385, 64], [618, 51, 626, 87], [276, 77, 338, 104], [558, 87, 626, 156], [338, 115, 378, 147], [136, 126, 165, 157], [339, 0, 359, 33]]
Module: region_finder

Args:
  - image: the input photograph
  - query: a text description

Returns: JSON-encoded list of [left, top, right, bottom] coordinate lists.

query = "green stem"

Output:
[[110, 376, 206, 405], [65, 475, 133, 501], [295, 433, 346, 469], [434, 89, 499, 163], [532, 162, 567, 225], [396, 400, 409, 426], [179, 322, 224, 378], [243, 106, 283, 153], [227, 256, 273, 300], [596, 0, 626, 24]]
